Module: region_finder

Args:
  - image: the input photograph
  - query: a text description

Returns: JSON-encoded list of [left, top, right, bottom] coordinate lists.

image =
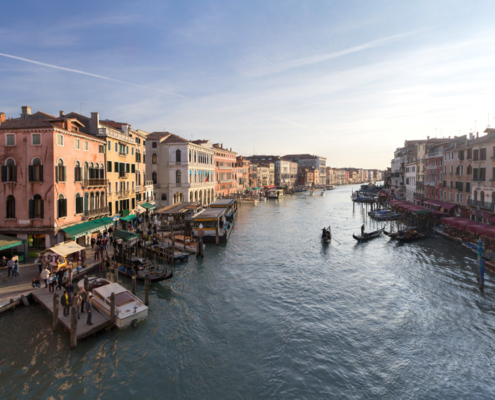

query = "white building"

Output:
[[405, 160, 417, 202], [146, 132, 215, 208]]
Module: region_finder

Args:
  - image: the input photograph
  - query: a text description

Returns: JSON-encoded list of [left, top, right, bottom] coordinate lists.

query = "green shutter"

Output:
[[63, 199, 67, 217], [13, 166, 17, 182], [29, 200, 34, 219], [131, 164, 135, 173], [107, 161, 112, 172], [126, 163, 130, 173], [114, 162, 118, 171], [1, 166, 6, 182], [39, 165, 44, 182], [84, 195, 88, 212], [40, 199, 44, 219], [62, 166, 66, 182], [28, 165, 34, 182], [55, 166, 59, 182]]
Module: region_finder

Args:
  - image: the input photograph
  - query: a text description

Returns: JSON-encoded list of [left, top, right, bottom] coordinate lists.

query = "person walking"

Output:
[[56, 269, 64, 291], [40, 266, 50, 288], [7, 258, 13, 277], [61, 290, 71, 317], [86, 294, 94, 325], [12, 260, 19, 279], [37, 258, 43, 275], [74, 292, 82, 319], [48, 273, 54, 293], [91, 237, 96, 249], [66, 281, 74, 296]]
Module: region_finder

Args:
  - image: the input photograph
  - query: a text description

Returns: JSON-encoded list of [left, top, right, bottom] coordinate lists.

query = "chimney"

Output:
[[427, 136, 430, 140], [0, 112, 5, 124], [477, 132, 479, 138], [59, 111, 65, 117], [21, 106, 31, 120], [90, 112, 99, 135]]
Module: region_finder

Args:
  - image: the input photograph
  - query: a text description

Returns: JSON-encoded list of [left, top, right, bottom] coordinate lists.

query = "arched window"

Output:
[[75, 193, 83, 214], [176, 149, 181, 162], [2, 158, 17, 182], [152, 154, 157, 164], [28, 157, 43, 183], [56, 159, 66, 182], [474, 191, 478, 202], [100, 191, 105, 208], [189, 151, 192, 162], [57, 194, 67, 218], [480, 191, 485, 206], [84, 162, 89, 180], [84, 193, 89, 213], [152, 172, 157, 184], [99, 163, 105, 179], [467, 164, 472, 175], [74, 161, 82, 182], [6, 195, 15, 218], [30, 194, 44, 219], [176, 170, 181, 184], [89, 192, 94, 211]]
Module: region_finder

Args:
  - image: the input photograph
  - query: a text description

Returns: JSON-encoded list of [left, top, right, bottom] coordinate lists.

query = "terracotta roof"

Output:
[[148, 131, 172, 140], [100, 120, 125, 130], [162, 134, 189, 144], [0, 119, 53, 130], [26, 111, 57, 120]]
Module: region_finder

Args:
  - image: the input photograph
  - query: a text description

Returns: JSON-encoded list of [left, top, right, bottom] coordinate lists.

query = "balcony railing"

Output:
[[84, 207, 109, 218], [119, 151, 127, 157], [98, 127, 135, 145], [424, 181, 438, 186], [145, 180, 154, 186], [219, 179, 235, 183], [413, 192, 425, 199], [118, 171, 128, 179], [135, 185, 142, 192], [117, 190, 130, 198], [83, 178, 108, 187], [468, 199, 494, 210], [218, 166, 233, 170]]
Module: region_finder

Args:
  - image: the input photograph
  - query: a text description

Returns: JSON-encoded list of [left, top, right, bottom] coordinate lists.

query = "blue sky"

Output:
[[1, 0, 495, 169]]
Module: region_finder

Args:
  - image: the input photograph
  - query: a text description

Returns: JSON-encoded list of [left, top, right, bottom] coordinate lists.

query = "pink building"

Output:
[[213, 144, 237, 197], [424, 143, 444, 200], [236, 156, 250, 192], [0, 107, 108, 254]]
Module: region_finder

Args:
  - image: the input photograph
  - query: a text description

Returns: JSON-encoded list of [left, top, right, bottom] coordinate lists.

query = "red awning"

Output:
[[265, 185, 277, 189], [467, 224, 495, 238], [424, 200, 457, 210], [451, 218, 477, 230], [441, 217, 456, 226]]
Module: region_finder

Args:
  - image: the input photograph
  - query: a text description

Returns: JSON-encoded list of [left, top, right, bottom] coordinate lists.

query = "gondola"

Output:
[[353, 228, 384, 242], [321, 226, 332, 243], [383, 229, 398, 239], [396, 233, 427, 242], [118, 261, 173, 282]]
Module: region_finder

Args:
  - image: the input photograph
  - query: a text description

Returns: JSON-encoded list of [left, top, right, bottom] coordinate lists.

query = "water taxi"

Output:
[[210, 199, 238, 221], [77, 277, 148, 328], [187, 207, 234, 244], [267, 189, 284, 199], [326, 185, 335, 190]]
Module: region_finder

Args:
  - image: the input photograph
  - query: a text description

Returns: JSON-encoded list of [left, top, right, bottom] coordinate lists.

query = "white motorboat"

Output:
[[239, 198, 259, 205], [326, 185, 335, 190], [321, 191, 325, 196], [77, 277, 148, 328]]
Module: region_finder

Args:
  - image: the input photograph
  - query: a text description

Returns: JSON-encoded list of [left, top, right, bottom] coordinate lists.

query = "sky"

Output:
[[1, 0, 495, 169]]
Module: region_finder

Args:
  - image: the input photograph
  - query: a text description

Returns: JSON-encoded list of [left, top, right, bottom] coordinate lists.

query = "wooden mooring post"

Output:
[[70, 305, 78, 348], [53, 293, 60, 331], [84, 275, 89, 291], [110, 292, 116, 327], [144, 268, 150, 306], [114, 261, 118, 282], [132, 268, 137, 295]]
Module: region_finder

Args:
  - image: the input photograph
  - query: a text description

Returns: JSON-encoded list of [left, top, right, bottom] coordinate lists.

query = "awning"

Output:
[[140, 202, 156, 210], [0, 234, 25, 251], [412, 209, 432, 215], [424, 200, 457, 210], [466, 224, 495, 238], [61, 217, 114, 240], [121, 214, 138, 222], [265, 185, 277, 189], [113, 230, 139, 242], [49, 242, 85, 257]]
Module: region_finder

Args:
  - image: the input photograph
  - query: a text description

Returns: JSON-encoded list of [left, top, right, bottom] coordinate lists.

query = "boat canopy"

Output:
[[62, 217, 114, 240], [188, 208, 226, 221], [210, 199, 236, 208], [157, 202, 202, 215]]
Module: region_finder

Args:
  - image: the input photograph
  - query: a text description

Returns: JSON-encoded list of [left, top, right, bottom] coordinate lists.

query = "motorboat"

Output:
[[267, 189, 284, 199], [239, 198, 258, 205], [326, 185, 335, 190], [77, 277, 148, 328], [321, 191, 325, 196]]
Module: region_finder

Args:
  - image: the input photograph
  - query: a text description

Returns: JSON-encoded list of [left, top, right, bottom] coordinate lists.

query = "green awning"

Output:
[[62, 217, 114, 240], [0, 234, 25, 251], [113, 230, 139, 242], [253, 187, 259, 190], [140, 202, 156, 210], [121, 214, 138, 222]]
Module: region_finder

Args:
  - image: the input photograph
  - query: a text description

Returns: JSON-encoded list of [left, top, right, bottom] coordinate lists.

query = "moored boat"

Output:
[[353, 228, 384, 242], [77, 277, 148, 328]]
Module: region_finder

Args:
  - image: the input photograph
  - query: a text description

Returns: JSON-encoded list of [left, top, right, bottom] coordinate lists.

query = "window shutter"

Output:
[[84, 195, 88, 212], [29, 200, 34, 219], [107, 161, 112, 172], [13, 166, 17, 182], [55, 166, 59, 182], [1, 166, 6, 182], [62, 167, 66, 182], [29, 165, 34, 182], [40, 200, 44, 219], [63, 199, 67, 217], [39, 165, 44, 182]]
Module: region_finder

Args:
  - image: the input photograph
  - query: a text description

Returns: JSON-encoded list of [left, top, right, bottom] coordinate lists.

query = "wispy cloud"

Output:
[[0, 52, 187, 98], [242, 30, 424, 77]]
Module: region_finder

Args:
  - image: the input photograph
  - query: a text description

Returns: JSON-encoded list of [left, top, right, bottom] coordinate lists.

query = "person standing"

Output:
[[37, 258, 43, 275], [86, 294, 94, 325], [12, 260, 19, 279], [1, 256, 7, 270], [7, 258, 13, 277], [48, 273, 54, 293], [56, 269, 64, 291], [74, 292, 82, 319], [61, 290, 71, 317], [40, 266, 50, 288], [66, 281, 74, 296], [94, 245, 100, 261], [91, 237, 96, 249], [79, 288, 87, 314]]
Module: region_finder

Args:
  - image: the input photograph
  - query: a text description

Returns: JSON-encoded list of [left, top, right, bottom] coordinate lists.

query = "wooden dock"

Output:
[[31, 289, 111, 340]]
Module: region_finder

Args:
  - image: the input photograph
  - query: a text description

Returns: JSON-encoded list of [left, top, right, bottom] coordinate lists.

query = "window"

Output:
[[75, 138, 80, 150], [107, 161, 112, 172], [57, 134, 64, 146], [2, 158, 17, 182], [115, 143, 118, 152], [152, 172, 157, 184], [176, 149, 181, 162], [115, 182, 118, 192], [131, 164, 135, 173], [57, 194, 67, 218], [108, 140, 111, 151], [473, 168, 479, 181], [29, 195, 44, 219], [466, 182, 471, 192], [152, 154, 157, 164], [176, 170, 181, 183], [83, 141, 88, 151], [99, 145, 105, 154], [132, 147, 134, 155], [55, 159, 66, 183], [480, 168, 486, 181], [152, 142, 157, 148], [6, 196, 15, 219], [29, 158, 43, 182], [75, 193, 83, 214], [6, 134, 15, 146], [460, 194, 463, 203], [480, 148, 486, 160], [32, 133, 41, 145], [473, 149, 479, 161], [108, 182, 112, 193], [73, 161, 81, 182], [126, 163, 130, 173], [114, 162, 118, 172]]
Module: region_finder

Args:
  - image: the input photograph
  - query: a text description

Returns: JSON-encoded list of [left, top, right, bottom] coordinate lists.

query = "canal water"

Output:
[[1, 184, 495, 399]]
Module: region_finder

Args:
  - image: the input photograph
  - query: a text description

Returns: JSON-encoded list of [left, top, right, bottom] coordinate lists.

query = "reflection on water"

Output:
[[1, 185, 495, 399]]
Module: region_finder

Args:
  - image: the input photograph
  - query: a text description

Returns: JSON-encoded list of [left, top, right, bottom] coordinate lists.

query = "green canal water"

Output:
[[1, 184, 495, 399]]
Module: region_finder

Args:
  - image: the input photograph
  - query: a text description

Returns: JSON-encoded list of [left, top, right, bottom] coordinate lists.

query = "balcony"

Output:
[[468, 199, 494, 210], [98, 127, 135, 145], [168, 161, 188, 166], [118, 171, 128, 179], [413, 192, 425, 199], [219, 179, 235, 183], [424, 181, 438, 186], [119, 151, 127, 157], [218, 166, 233, 170], [84, 207, 109, 218], [83, 178, 108, 188], [425, 151, 442, 159], [116, 190, 130, 198], [135, 185, 142, 192], [145, 180, 154, 187], [426, 165, 439, 170]]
